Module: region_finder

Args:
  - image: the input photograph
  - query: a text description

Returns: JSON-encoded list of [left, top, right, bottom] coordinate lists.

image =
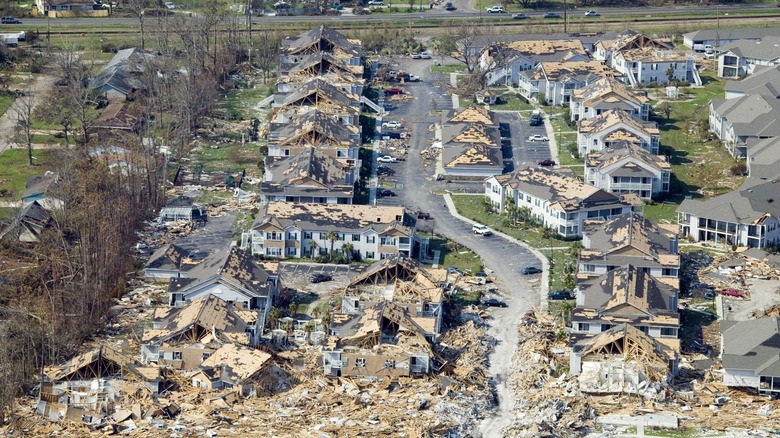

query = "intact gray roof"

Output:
[[746, 137, 780, 181], [169, 247, 271, 296], [721, 318, 780, 376], [586, 143, 670, 175], [677, 178, 780, 224], [725, 64, 780, 98], [720, 36, 780, 61], [89, 48, 152, 95], [711, 94, 780, 138], [22, 174, 58, 200], [685, 27, 780, 43]]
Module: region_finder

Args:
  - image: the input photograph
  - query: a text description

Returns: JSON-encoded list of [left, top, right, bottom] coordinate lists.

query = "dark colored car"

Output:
[[447, 266, 464, 275], [537, 159, 556, 167], [529, 114, 543, 126], [378, 189, 396, 197], [309, 273, 333, 283], [484, 298, 508, 308], [548, 289, 574, 300], [444, 2, 455, 10], [377, 166, 394, 176], [511, 13, 528, 19], [384, 88, 404, 95], [476, 271, 488, 277], [522, 266, 542, 275], [417, 211, 431, 219], [543, 11, 561, 18], [721, 288, 745, 297]]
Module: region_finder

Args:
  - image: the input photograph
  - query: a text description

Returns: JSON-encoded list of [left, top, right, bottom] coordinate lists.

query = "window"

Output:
[[286, 247, 297, 256], [172, 351, 182, 360], [266, 247, 282, 256], [385, 359, 395, 369], [660, 327, 678, 338], [380, 253, 394, 259], [601, 324, 612, 332], [352, 234, 361, 242], [266, 231, 282, 240], [380, 237, 396, 246], [303, 232, 312, 239], [366, 236, 376, 244], [319, 232, 326, 240], [365, 251, 375, 259], [577, 323, 590, 332], [355, 358, 366, 368], [286, 232, 297, 240]]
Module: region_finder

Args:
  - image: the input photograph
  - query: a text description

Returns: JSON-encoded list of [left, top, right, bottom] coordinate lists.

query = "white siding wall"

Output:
[[723, 368, 760, 388]]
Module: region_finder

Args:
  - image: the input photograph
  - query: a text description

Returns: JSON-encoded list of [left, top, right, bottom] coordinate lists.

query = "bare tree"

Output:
[[126, 0, 147, 49], [436, 23, 489, 74], [11, 92, 36, 166]]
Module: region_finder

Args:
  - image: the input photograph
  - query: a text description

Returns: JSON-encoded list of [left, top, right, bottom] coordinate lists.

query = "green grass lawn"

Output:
[[0, 91, 16, 116], [429, 237, 483, 274], [192, 141, 262, 173], [0, 148, 54, 199], [214, 85, 273, 121], [431, 64, 465, 74], [491, 95, 534, 111]]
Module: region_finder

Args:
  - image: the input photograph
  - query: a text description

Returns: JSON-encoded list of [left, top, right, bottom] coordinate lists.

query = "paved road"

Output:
[[374, 57, 545, 437], [9, 3, 776, 26], [0, 74, 56, 157]]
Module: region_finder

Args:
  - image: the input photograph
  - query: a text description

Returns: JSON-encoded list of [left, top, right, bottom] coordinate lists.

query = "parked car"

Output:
[[543, 11, 561, 18], [367, 0, 384, 4], [164, 1, 176, 8], [420, 52, 431, 59], [416, 211, 431, 219], [511, 13, 528, 19], [378, 155, 396, 163], [548, 289, 573, 300], [407, 74, 421, 82], [410, 52, 421, 59], [378, 189, 396, 197], [484, 298, 508, 308], [529, 113, 543, 126], [522, 266, 542, 275], [1, 17, 21, 24], [476, 271, 489, 277], [376, 166, 394, 176], [537, 159, 556, 167], [444, 2, 456, 9], [384, 88, 404, 95], [584, 10, 599, 16], [527, 134, 549, 142], [472, 225, 493, 236], [309, 273, 333, 283], [721, 288, 745, 298], [382, 120, 403, 129], [485, 6, 504, 13]]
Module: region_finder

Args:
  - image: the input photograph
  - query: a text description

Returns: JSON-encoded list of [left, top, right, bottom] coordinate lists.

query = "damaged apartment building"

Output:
[[568, 212, 681, 396], [261, 26, 366, 205], [323, 258, 447, 378]]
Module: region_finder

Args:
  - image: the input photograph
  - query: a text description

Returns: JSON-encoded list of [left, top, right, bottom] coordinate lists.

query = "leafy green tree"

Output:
[[325, 231, 339, 260], [342, 242, 354, 262]]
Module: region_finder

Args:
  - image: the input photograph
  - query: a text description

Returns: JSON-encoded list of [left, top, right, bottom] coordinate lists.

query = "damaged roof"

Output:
[[278, 78, 360, 112], [442, 142, 502, 169], [443, 106, 498, 126], [142, 294, 254, 344], [573, 323, 676, 363], [581, 212, 677, 265], [525, 61, 619, 82], [572, 77, 649, 107], [501, 38, 586, 57], [721, 318, 780, 376], [45, 345, 130, 381], [0, 200, 52, 243], [253, 202, 409, 235], [198, 343, 273, 385], [678, 177, 780, 224], [442, 122, 500, 147], [168, 247, 271, 296], [597, 30, 673, 53], [282, 25, 362, 58], [262, 147, 353, 193], [494, 166, 640, 212], [272, 109, 359, 149], [89, 47, 154, 96], [23, 173, 58, 200], [579, 109, 659, 137], [283, 52, 364, 79], [586, 143, 670, 174]]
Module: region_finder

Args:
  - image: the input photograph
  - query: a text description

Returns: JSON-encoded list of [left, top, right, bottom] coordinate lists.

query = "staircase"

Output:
[[691, 66, 703, 87], [625, 69, 638, 87], [486, 67, 510, 87], [360, 96, 385, 115], [255, 94, 274, 109]]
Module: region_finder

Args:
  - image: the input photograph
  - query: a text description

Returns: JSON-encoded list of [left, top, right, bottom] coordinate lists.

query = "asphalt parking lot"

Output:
[[279, 262, 368, 292]]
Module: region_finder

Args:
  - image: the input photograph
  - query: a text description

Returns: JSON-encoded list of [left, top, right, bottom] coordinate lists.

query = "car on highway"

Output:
[[484, 298, 508, 308], [548, 289, 574, 300], [1, 17, 21, 24], [416, 211, 431, 219], [367, 0, 384, 4], [444, 2, 456, 10], [543, 11, 561, 18], [382, 120, 403, 129], [309, 273, 333, 283], [384, 88, 404, 95], [472, 225, 493, 236], [522, 266, 542, 275], [527, 134, 549, 142], [537, 159, 556, 167], [584, 10, 599, 16], [511, 13, 528, 19], [378, 189, 396, 197], [486, 6, 504, 13], [377, 155, 396, 163], [420, 52, 431, 59]]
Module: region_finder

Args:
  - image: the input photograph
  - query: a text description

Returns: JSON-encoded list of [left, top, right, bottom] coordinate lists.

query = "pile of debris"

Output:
[[503, 311, 595, 436]]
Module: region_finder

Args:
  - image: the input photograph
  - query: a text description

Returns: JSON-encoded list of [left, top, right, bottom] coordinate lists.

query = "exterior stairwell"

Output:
[[256, 94, 274, 109], [360, 96, 385, 115], [487, 67, 510, 87], [691, 66, 703, 87]]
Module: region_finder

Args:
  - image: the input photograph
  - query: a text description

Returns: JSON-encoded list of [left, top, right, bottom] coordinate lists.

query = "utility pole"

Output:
[[563, 0, 567, 34]]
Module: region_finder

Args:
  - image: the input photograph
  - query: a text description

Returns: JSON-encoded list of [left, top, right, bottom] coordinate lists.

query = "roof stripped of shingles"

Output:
[[531, 61, 618, 81], [443, 143, 502, 168], [274, 110, 359, 148], [579, 109, 659, 136], [447, 123, 498, 146], [282, 25, 362, 59], [265, 147, 351, 188], [255, 202, 408, 233], [280, 78, 359, 109], [495, 166, 601, 202], [501, 39, 586, 57], [586, 144, 670, 173], [597, 31, 673, 53], [142, 294, 253, 343], [584, 212, 676, 260], [572, 77, 649, 106], [619, 47, 689, 62], [575, 323, 675, 362], [199, 343, 273, 384], [445, 106, 496, 125], [286, 53, 364, 78]]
